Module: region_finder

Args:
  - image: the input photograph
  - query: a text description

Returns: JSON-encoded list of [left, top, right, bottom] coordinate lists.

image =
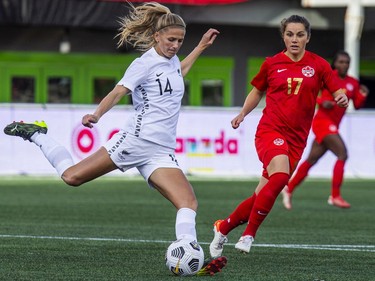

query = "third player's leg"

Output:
[[322, 134, 348, 161], [306, 140, 328, 165]]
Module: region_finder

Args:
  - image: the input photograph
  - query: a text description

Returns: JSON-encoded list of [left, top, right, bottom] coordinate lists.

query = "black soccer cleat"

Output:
[[4, 121, 48, 142]]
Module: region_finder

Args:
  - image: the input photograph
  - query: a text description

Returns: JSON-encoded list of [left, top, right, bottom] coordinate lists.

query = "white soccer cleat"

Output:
[[235, 235, 254, 254], [209, 220, 228, 258], [281, 186, 293, 210]]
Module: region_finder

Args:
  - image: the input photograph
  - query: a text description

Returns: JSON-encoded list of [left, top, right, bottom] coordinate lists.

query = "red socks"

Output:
[[332, 159, 345, 197], [243, 172, 290, 237], [219, 160, 345, 238], [287, 161, 312, 193], [219, 193, 256, 235], [288, 159, 345, 197]]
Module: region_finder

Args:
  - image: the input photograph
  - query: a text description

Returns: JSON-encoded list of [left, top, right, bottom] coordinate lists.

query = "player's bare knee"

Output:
[[188, 198, 198, 211], [307, 158, 319, 166], [193, 201, 198, 211], [177, 198, 198, 211], [61, 172, 83, 187], [337, 151, 348, 161]]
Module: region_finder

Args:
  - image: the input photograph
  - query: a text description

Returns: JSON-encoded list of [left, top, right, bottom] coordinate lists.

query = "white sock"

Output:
[[175, 208, 197, 241], [31, 132, 74, 177]]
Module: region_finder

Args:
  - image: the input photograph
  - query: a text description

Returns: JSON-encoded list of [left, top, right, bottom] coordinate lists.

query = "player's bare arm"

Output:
[[322, 100, 335, 109], [360, 84, 369, 96], [231, 87, 263, 129], [181, 28, 219, 77], [83, 85, 130, 128]]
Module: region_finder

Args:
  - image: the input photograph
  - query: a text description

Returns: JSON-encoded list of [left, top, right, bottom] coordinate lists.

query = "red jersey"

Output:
[[251, 50, 340, 150], [314, 70, 366, 126]]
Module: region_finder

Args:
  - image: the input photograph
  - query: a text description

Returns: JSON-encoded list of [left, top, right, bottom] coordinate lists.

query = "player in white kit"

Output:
[[4, 2, 226, 276]]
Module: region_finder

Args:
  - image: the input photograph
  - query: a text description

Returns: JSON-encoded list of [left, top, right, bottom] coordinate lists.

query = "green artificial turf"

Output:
[[0, 177, 373, 280]]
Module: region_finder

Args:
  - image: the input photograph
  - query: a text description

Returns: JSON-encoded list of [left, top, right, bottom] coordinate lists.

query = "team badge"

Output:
[[346, 82, 354, 91], [329, 124, 337, 132], [273, 138, 284, 146], [302, 66, 315, 77]]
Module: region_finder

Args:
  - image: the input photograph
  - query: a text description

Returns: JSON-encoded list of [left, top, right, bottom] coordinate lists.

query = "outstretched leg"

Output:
[[4, 121, 117, 186]]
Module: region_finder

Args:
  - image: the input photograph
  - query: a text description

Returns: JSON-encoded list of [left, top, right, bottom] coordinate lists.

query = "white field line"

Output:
[[0, 234, 374, 253]]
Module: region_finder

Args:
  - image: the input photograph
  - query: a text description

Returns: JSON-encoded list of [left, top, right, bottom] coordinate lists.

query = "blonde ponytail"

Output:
[[117, 2, 186, 52]]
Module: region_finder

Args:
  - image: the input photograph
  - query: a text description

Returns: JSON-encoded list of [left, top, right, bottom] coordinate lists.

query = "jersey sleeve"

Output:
[[117, 58, 148, 93], [321, 60, 340, 94], [251, 59, 269, 91]]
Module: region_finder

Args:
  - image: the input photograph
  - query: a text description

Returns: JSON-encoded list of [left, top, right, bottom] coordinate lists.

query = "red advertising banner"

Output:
[[101, 0, 247, 5]]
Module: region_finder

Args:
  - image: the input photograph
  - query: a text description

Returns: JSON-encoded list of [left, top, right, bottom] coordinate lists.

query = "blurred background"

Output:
[[1, 0, 374, 178], [1, 0, 375, 107]]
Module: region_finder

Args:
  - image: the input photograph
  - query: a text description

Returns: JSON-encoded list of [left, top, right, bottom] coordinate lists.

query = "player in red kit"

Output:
[[208, 15, 348, 257], [282, 51, 369, 209]]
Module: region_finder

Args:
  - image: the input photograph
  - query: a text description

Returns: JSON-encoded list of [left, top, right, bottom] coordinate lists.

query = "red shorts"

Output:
[[312, 118, 339, 144], [255, 130, 303, 178]]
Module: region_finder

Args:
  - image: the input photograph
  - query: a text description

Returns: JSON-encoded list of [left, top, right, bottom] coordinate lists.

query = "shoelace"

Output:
[[217, 235, 228, 248]]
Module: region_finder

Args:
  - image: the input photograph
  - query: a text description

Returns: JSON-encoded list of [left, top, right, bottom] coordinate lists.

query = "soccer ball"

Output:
[[165, 239, 205, 276]]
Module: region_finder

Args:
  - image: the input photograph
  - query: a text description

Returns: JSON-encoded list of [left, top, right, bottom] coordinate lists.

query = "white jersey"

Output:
[[117, 47, 184, 149]]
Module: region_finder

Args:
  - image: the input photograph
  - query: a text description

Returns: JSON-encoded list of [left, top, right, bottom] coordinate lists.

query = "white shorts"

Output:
[[103, 130, 181, 186]]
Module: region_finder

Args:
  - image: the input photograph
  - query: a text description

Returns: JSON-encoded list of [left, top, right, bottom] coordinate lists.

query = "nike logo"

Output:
[[277, 69, 287, 73], [156, 72, 163, 77], [257, 211, 268, 216], [10, 125, 18, 132], [174, 258, 181, 274]]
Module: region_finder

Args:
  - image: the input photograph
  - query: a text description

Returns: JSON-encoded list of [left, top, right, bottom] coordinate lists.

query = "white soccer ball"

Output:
[[165, 238, 205, 276]]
